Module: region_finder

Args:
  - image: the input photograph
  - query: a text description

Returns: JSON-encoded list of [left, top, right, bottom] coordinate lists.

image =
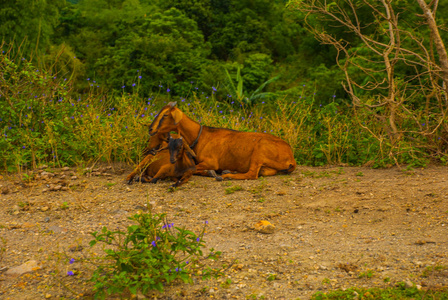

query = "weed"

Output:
[[267, 273, 277, 281], [86, 209, 222, 298], [355, 172, 364, 177], [421, 265, 447, 278], [220, 278, 232, 288], [358, 269, 374, 279], [0, 237, 6, 264], [312, 286, 448, 299], [225, 185, 243, 194], [322, 278, 330, 284], [61, 202, 69, 210], [105, 182, 116, 187]]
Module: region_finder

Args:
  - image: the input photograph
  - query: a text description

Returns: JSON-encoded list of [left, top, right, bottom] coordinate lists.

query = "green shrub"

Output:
[[87, 210, 221, 299]]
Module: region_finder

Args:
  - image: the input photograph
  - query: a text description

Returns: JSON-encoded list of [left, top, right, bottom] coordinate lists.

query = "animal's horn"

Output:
[[168, 102, 177, 107]]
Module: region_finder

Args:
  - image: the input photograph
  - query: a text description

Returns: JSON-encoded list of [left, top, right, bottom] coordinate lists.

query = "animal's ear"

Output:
[[168, 102, 177, 107], [171, 108, 183, 125], [182, 140, 196, 158]]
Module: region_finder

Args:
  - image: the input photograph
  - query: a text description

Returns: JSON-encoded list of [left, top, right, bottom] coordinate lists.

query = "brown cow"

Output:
[[147, 102, 296, 180]]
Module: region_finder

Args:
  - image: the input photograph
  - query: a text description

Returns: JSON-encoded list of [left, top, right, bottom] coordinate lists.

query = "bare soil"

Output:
[[1, 164, 448, 300]]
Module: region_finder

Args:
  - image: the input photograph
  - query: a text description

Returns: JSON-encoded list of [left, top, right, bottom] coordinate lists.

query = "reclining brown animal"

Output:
[[147, 102, 296, 180], [126, 132, 170, 184], [127, 134, 196, 187]]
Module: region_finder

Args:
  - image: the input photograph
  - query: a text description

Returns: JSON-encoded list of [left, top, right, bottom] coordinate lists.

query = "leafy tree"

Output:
[[0, 0, 66, 53]]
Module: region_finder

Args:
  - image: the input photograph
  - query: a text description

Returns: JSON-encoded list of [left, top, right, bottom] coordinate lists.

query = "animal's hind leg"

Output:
[[259, 167, 278, 177], [221, 160, 262, 180]]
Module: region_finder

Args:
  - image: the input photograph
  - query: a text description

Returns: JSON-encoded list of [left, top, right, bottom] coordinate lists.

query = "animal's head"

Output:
[[148, 102, 183, 136], [168, 135, 196, 164], [144, 132, 170, 155]]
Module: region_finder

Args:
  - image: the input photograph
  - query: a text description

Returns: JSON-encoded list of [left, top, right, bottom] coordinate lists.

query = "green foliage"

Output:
[[89, 210, 221, 298], [225, 185, 244, 195], [312, 285, 448, 300]]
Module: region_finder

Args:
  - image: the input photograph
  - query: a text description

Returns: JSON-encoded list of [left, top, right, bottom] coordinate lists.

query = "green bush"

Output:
[[88, 210, 221, 299]]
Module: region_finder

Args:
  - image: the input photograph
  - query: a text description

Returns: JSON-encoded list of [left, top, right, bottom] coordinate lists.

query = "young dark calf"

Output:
[[149, 136, 196, 187], [126, 135, 196, 187], [126, 132, 170, 184]]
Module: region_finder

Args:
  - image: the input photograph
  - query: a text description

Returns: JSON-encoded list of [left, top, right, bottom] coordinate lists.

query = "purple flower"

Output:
[[138, 76, 142, 79], [175, 267, 181, 272], [69, 258, 75, 264], [196, 237, 200, 242], [205, 221, 208, 224], [151, 241, 156, 247], [22, 146, 26, 149], [167, 88, 170, 93], [67, 271, 74, 276]]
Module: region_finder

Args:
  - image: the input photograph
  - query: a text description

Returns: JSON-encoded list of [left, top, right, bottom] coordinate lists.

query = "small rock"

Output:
[[71, 176, 78, 180], [6, 260, 42, 276], [44, 217, 50, 223], [22, 222, 34, 228], [41, 171, 54, 177], [1, 186, 10, 195], [69, 245, 84, 252], [47, 225, 66, 233], [45, 294, 52, 299], [39, 165, 48, 169], [254, 220, 275, 234], [8, 222, 21, 229], [135, 205, 148, 212], [41, 206, 49, 212], [416, 284, 422, 290], [62, 167, 70, 171], [404, 279, 414, 288], [51, 185, 62, 191]]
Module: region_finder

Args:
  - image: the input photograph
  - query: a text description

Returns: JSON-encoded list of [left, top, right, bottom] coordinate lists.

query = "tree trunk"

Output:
[[415, 0, 448, 94]]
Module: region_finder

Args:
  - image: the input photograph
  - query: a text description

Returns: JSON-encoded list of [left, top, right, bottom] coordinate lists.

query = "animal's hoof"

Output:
[[215, 176, 223, 181], [150, 178, 158, 184], [127, 179, 133, 185], [222, 170, 232, 175]]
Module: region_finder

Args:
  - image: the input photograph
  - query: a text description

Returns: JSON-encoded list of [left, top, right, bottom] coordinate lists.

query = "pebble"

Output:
[[254, 220, 275, 234], [41, 206, 49, 212], [47, 225, 66, 233], [45, 294, 52, 299], [5, 260, 42, 276], [404, 279, 414, 288]]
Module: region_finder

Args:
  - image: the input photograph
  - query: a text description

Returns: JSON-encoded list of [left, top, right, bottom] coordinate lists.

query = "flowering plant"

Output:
[[88, 209, 221, 299]]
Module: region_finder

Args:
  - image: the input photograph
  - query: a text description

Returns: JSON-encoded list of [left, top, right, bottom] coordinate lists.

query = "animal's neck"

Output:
[[178, 114, 201, 146]]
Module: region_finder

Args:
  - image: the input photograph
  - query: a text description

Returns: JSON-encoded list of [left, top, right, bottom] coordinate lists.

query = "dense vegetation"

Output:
[[1, 0, 448, 172]]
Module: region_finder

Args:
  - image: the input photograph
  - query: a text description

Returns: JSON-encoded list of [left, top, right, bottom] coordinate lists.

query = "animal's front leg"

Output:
[[194, 162, 222, 181]]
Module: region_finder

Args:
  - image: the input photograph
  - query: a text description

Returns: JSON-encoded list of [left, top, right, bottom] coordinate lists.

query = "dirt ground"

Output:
[[0, 164, 448, 300]]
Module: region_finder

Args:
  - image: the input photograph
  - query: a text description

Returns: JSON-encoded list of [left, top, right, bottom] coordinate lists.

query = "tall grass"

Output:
[[1, 45, 445, 173]]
